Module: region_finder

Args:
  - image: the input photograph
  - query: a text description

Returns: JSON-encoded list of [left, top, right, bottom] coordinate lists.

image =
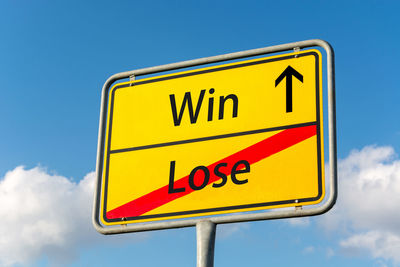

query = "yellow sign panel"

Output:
[[100, 49, 324, 225]]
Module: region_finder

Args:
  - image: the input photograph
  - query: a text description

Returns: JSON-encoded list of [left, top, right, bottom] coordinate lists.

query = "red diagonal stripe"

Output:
[[107, 125, 317, 219]]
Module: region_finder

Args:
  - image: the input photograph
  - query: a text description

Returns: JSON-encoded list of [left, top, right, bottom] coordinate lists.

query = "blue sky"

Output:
[[1, 1, 400, 266]]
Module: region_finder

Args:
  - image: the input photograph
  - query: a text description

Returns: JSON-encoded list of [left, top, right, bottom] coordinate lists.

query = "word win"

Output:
[[169, 88, 239, 126]]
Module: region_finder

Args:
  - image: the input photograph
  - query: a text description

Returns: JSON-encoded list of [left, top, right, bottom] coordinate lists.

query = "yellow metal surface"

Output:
[[100, 49, 324, 225]]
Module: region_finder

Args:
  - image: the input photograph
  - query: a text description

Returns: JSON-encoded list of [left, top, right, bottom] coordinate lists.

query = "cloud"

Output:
[[0, 166, 146, 266], [302, 246, 315, 254], [326, 247, 335, 258], [287, 217, 310, 227], [318, 145, 400, 264], [217, 223, 249, 239], [340, 231, 400, 262]]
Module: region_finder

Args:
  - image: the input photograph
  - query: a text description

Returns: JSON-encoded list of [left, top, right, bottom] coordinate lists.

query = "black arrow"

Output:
[[275, 65, 303, 113]]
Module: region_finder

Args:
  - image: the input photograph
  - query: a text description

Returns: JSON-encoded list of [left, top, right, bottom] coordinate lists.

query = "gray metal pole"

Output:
[[196, 220, 216, 267]]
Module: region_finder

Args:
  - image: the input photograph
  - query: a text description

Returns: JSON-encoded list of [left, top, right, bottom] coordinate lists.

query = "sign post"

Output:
[[197, 220, 216, 267], [93, 39, 336, 266]]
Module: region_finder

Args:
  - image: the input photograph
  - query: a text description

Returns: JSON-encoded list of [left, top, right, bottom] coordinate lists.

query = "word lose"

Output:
[[168, 159, 250, 194]]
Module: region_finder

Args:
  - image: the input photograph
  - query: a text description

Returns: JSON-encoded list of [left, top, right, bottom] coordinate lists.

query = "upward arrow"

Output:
[[275, 65, 303, 113]]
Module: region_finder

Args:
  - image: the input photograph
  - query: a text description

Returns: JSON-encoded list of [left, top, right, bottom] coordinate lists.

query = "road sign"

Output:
[[97, 48, 325, 226]]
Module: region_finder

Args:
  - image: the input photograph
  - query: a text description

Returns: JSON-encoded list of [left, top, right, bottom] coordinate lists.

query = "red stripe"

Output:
[[107, 125, 317, 219]]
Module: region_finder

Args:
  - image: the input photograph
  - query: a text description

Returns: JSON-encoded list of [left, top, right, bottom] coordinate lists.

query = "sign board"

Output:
[[97, 49, 325, 226]]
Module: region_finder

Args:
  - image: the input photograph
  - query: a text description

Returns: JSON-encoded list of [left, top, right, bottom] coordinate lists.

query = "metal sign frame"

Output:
[[92, 39, 336, 235]]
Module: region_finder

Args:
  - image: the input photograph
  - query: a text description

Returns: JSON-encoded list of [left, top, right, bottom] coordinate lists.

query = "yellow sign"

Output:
[[100, 49, 324, 225]]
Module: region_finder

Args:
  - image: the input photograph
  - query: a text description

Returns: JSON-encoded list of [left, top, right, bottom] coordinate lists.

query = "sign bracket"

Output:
[[129, 74, 135, 86]]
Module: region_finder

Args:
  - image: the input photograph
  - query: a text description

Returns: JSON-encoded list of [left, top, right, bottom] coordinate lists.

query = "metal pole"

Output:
[[196, 220, 216, 267]]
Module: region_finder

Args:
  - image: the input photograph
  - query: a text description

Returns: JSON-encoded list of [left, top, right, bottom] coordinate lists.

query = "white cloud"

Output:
[[302, 246, 315, 254], [287, 217, 310, 227], [0, 166, 147, 266], [340, 231, 400, 262], [217, 223, 249, 239], [326, 247, 335, 258], [318, 145, 400, 264]]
